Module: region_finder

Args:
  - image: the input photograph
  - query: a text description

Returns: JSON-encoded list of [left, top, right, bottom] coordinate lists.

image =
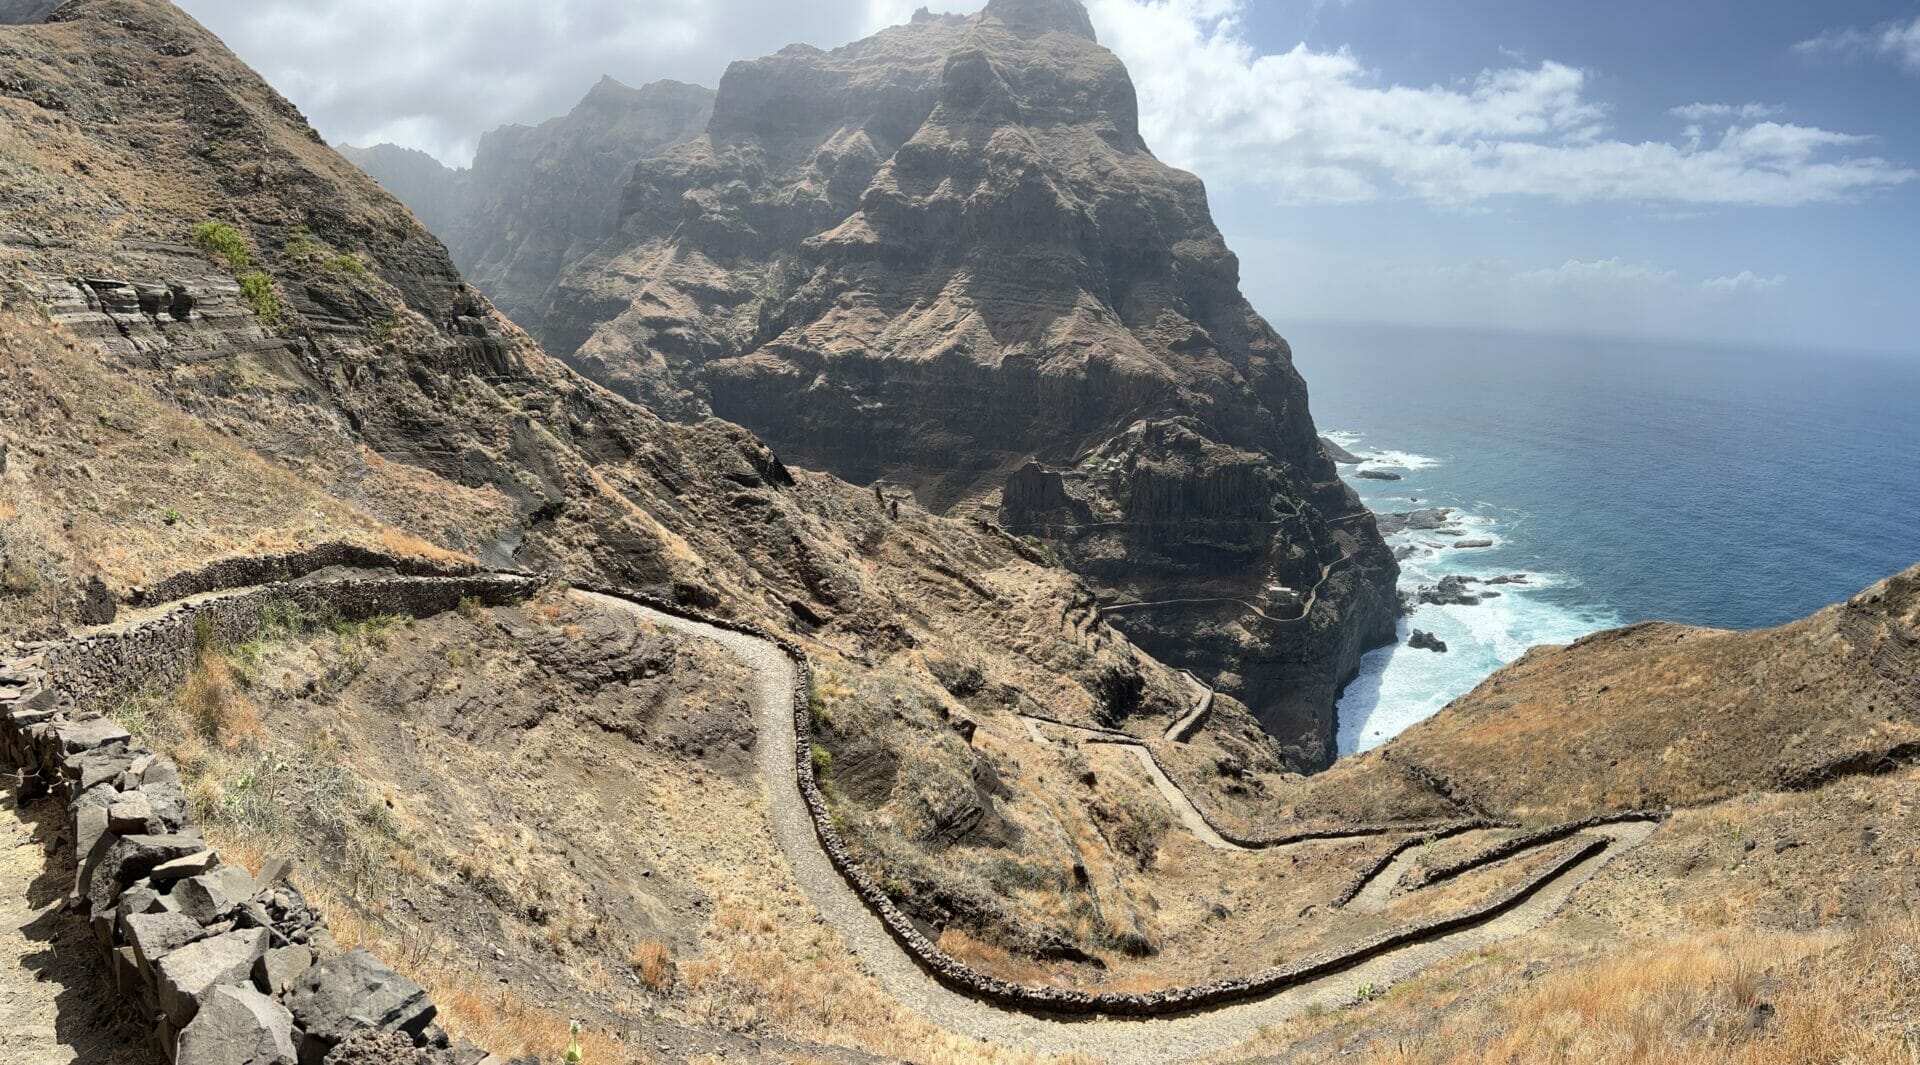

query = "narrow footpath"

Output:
[[583, 591, 1656, 1063]]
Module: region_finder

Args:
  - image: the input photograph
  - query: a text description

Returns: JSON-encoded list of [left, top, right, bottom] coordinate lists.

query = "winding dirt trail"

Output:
[[583, 590, 1657, 1063]]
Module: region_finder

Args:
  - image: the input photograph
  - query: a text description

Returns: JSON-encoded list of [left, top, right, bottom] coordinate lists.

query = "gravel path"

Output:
[[0, 781, 155, 1065], [590, 591, 1658, 1063], [1023, 716, 1247, 850]]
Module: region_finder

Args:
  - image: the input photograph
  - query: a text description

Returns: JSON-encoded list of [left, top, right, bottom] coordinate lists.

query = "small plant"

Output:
[[323, 254, 368, 276], [190, 221, 252, 269], [564, 1020, 583, 1065], [1355, 982, 1380, 1003], [238, 272, 280, 323], [369, 315, 400, 344], [162, 507, 184, 526], [810, 743, 833, 778], [1, 557, 39, 597], [193, 615, 216, 653], [627, 940, 675, 991]]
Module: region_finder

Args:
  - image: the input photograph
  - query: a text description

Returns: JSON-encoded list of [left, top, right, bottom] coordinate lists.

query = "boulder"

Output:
[[174, 866, 258, 925], [176, 984, 297, 1065], [151, 850, 221, 882], [47, 716, 130, 754], [155, 927, 271, 1027], [107, 791, 157, 833], [1409, 630, 1449, 654], [143, 779, 191, 829], [1453, 539, 1495, 549], [286, 950, 436, 1058], [86, 833, 207, 913], [124, 910, 212, 981], [1356, 469, 1403, 481], [252, 945, 314, 997]]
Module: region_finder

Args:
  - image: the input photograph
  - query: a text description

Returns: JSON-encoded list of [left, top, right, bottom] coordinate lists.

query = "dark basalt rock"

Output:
[[286, 950, 437, 1054], [1418, 575, 1484, 608], [1320, 436, 1366, 464], [1375, 508, 1453, 535], [1357, 470, 1404, 481], [1410, 630, 1448, 653]]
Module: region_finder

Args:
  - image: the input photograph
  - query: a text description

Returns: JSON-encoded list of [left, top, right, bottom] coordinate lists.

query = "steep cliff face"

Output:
[[542, 0, 1399, 767], [344, 77, 714, 338]]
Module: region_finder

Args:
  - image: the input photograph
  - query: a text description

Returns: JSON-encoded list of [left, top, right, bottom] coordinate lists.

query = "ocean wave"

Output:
[[1360, 449, 1445, 472], [1335, 444, 1618, 756]]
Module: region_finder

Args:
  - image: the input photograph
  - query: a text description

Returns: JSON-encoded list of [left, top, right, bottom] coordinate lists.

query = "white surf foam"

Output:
[[1330, 432, 1619, 756]]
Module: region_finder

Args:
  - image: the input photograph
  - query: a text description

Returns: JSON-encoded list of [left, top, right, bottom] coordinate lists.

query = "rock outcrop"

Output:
[[531, 0, 1397, 767], [343, 77, 714, 336]]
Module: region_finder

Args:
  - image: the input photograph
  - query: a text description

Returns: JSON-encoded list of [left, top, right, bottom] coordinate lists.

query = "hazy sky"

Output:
[[176, 0, 1920, 354]]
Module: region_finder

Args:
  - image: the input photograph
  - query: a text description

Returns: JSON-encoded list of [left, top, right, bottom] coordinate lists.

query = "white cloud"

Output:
[[1515, 258, 1679, 290], [1504, 259, 1786, 297], [177, 0, 887, 165], [1702, 270, 1787, 292], [1793, 16, 1920, 72], [1086, 0, 1915, 206], [1670, 102, 1783, 122]]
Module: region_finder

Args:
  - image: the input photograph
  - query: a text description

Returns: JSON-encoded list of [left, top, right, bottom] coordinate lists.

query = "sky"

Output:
[[175, 0, 1920, 355]]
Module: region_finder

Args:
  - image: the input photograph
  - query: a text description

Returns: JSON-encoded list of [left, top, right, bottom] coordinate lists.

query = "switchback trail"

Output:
[[582, 590, 1657, 1063]]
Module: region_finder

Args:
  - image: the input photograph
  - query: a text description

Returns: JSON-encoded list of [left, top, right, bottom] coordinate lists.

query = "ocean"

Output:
[[1284, 322, 1920, 756]]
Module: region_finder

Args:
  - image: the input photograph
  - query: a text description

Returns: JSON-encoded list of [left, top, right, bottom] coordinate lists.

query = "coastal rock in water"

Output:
[[1320, 436, 1366, 464], [1409, 630, 1448, 653], [1482, 573, 1530, 585], [1418, 575, 1484, 607], [1375, 508, 1453, 536], [1454, 539, 1495, 549], [1357, 470, 1403, 481]]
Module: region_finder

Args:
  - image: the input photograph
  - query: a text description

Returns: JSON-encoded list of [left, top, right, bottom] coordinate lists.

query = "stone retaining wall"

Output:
[[1405, 811, 1663, 891], [572, 581, 1643, 1019], [0, 545, 1664, 1042], [1329, 819, 1505, 909], [1075, 731, 1490, 851], [130, 544, 480, 608], [1, 569, 538, 1065]]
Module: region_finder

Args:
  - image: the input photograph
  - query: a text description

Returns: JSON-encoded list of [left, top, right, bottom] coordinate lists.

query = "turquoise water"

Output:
[[1285, 322, 1920, 755]]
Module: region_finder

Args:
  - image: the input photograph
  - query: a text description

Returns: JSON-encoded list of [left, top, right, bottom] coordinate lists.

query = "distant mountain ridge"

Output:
[[344, 76, 714, 333]]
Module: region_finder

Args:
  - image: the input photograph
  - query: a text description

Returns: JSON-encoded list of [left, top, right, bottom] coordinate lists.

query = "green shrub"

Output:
[[810, 743, 833, 778], [323, 255, 368, 276], [190, 221, 252, 270], [238, 272, 280, 323], [162, 507, 184, 526]]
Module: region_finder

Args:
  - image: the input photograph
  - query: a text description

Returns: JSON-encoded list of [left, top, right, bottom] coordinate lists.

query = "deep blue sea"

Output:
[[1285, 322, 1920, 756]]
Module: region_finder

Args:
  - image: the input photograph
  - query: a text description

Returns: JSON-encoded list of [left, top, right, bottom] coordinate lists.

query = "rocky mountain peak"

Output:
[[528, 3, 1400, 766], [982, 0, 1099, 42]]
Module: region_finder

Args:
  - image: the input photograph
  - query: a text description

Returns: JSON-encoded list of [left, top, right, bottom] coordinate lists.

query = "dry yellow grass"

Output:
[[627, 940, 676, 991], [179, 654, 265, 750], [1222, 915, 1920, 1065]]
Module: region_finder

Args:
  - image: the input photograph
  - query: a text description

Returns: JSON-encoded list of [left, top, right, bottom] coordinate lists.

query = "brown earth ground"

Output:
[[0, 778, 156, 1065]]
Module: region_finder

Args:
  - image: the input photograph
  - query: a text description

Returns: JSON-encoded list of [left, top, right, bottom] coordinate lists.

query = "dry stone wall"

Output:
[[1, 565, 537, 1065], [570, 581, 1654, 1019], [0, 543, 1667, 1051]]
